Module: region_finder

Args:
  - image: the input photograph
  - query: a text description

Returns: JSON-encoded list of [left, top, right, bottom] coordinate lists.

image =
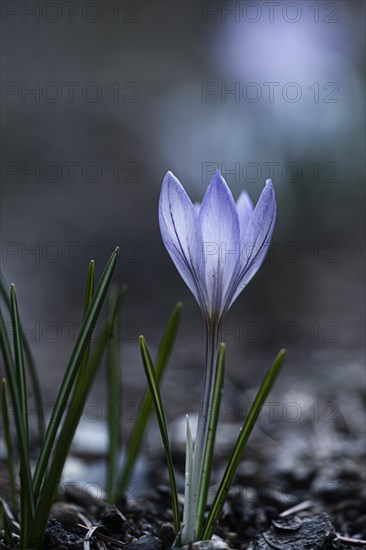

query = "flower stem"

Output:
[[181, 319, 219, 544]]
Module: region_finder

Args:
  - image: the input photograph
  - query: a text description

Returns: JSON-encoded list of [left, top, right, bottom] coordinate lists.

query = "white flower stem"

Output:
[[181, 319, 219, 544]]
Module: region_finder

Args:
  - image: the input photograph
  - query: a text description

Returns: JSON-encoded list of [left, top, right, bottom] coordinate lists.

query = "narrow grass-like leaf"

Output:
[[181, 415, 194, 546], [0, 305, 15, 383], [50, 261, 96, 505], [0, 308, 34, 548], [1, 379, 17, 511], [202, 349, 286, 540], [74, 261, 95, 393], [0, 498, 16, 548], [29, 289, 125, 549], [0, 272, 45, 442], [196, 343, 225, 539], [10, 285, 33, 546], [106, 284, 127, 502], [32, 248, 119, 500], [10, 285, 29, 444], [117, 303, 183, 498], [83, 261, 95, 317], [139, 336, 180, 533]]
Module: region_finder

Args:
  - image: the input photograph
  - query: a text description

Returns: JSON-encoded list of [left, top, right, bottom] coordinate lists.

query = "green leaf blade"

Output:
[[10, 284, 29, 444], [0, 306, 34, 549], [30, 287, 125, 548], [117, 302, 182, 498], [0, 272, 46, 443], [74, 260, 95, 394], [83, 260, 95, 317], [9, 285, 34, 546], [106, 284, 127, 502], [139, 336, 180, 534], [1, 379, 17, 511], [32, 248, 119, 501], [202, 349, 286, 540]]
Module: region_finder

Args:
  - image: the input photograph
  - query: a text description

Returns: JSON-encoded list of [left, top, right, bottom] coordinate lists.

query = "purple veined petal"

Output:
[[159, 171, 205, 308], [199, 170, 240, 318], [236, 190, 254, 241], [229, 179, 276, 308]]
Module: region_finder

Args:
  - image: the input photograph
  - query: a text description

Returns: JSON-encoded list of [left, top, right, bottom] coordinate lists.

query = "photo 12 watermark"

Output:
[[201, 1, 340, 24], [1, 318, 140, 345], [201, 81, 340, 103], [202, 161, 340, 185], [199, 240, 340, 265], [203, 319, 341, 344], [1, 81, 140, 104], [1, 161, 140, 185], [1, 241, 140, 264], [1, 1, 140, 24], [2, 397, 343, 426]]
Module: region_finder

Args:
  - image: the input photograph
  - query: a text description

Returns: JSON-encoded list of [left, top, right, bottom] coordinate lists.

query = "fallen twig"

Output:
[[279, 500, 313, 518], [78, 523, 126, 548], [336, 534, 366, 547]]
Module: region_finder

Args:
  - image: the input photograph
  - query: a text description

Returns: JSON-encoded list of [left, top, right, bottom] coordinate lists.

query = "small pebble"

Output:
[[50, 502, 89, 532], [180, 536, 231, 550], [125, 534, 163, 549], [159, 522, 176, 548], [100, 505, 126, 532], [272, 516, 303, 531]]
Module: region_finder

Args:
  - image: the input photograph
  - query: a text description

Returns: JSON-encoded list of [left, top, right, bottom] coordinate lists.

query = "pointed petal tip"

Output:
[[202, 169, 237, 216], [162, 170, 174, 185], [210, 168, 226, 187], [160, 172, 183, 209], [158, 170, 203, 307], [237, 188, 252, 204], [208, 169, 235, 200], [162, 170, 181, 188], [263, 179, 276, 203]]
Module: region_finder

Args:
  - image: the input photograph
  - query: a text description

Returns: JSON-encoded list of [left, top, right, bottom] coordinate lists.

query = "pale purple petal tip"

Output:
[[159, 171, 203, 305], [229, 179, 276, 307], [199, 170, 240, 317], [236, 190, 254, 241]]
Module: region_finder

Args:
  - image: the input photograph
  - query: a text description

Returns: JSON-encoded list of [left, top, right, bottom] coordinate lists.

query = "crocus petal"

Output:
[[193, 202, 201, 216], [159, 172, 205, 306], [229, 179, 276, 308], [199, 170, 240, 318], [236, 190, 254, 241]]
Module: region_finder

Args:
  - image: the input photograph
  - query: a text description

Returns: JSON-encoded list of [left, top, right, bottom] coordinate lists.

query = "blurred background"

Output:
[[1, 0, 365, 475]]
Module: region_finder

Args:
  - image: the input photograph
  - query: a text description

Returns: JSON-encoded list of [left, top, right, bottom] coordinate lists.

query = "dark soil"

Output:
[[1, 370, 365, 549], [0, 452, 366, 550], [2, 445, 364, 550], [40, 457, 366, 550]]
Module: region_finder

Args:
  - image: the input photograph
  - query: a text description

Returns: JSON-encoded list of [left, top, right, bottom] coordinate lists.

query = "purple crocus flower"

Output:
[[159, 169, 276, 323], [159, 169, 276, 542]]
